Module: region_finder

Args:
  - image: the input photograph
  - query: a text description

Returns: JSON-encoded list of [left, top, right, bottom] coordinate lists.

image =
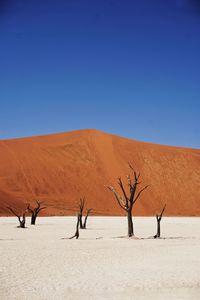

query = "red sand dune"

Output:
[[0, 129, 200, 216]]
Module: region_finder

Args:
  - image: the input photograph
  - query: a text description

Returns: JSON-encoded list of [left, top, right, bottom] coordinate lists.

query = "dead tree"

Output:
[[107, 163, 149, 237], [78, 198, 85, 229], [69, 214, 81, 239], [27, 200, 46, 225], [78, 198, 92, 229], [82, 208, 92, 229], [7, 207, 27, 228], [154, 204, 166, 238]]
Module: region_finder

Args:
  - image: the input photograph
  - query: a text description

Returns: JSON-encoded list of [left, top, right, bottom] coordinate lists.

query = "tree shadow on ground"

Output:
[[111, 235, 196, 240]]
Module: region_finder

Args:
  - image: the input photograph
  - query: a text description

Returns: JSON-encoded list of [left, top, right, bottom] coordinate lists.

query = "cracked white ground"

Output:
[[0, 217, 200, 300]]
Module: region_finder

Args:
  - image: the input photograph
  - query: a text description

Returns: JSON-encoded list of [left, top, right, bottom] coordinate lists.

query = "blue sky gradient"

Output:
[[0, 0, 200, 148]]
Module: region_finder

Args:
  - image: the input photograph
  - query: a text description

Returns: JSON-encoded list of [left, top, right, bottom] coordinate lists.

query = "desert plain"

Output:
[[0, 216, 200, 300]]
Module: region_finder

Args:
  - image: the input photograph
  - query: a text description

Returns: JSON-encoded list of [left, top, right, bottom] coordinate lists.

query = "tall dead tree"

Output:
[[154, 204, 166, 239], [82, 208, 92, 229], [7, 207, 27, 228], [107, 164, 149, 237], [69, 214, 81, 239], [27, 200, 46, 225]]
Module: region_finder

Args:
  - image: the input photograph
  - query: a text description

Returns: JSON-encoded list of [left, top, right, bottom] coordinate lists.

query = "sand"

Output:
[[1, 129, 200, 216], [0, 217, 200, 300]]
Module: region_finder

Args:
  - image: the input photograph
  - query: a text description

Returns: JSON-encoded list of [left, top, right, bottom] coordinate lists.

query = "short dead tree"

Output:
[[78, 198, 92, 229], [154, 204, 166, 238], [78, 198, 85, 229], [7, 207, 27, 228], [27, 200, 46, 225], [107, 163, 149, 237], [82, 208, 92, 229], [69, 214, 81, 239]]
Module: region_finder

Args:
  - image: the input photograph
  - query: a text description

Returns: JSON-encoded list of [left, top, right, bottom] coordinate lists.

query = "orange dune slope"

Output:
[[0, 129, 200, 216]]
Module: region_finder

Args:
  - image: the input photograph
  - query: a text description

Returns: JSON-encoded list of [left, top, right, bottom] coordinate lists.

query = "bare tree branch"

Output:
[[159, 204, 166, 220], [118, 177, 128, 200], [128, 162, 134, 172], [107, 186, 127, 211], [133, 185, 149, 204], [7, 207, 18, 218], [7, 206, 26, 228]]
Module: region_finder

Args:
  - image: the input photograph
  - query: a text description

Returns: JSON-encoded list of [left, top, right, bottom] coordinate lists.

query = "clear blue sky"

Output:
[[0, 0, 200, 148]]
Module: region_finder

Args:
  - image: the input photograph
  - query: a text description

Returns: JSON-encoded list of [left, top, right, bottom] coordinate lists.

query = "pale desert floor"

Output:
[[0, 217, 200, 300]]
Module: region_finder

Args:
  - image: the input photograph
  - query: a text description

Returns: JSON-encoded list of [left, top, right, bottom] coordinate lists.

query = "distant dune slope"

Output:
[[0, 129, 200, 216]]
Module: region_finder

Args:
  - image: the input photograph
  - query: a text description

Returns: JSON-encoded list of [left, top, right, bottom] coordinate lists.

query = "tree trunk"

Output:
[[74, 227, 79, 239], [31, 214, 37, 225], [154, 218, 161, 238], [19, 220, 25, 228], [69, 215, 80, 239], [127, 210, 134, 237], [79, 216, 83, 229], [82, 215, 88, 229], [157, 220, 160, 237]]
